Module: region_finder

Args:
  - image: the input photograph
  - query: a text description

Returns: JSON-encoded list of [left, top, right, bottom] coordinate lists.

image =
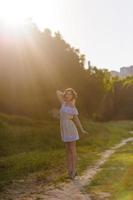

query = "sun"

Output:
[[0, 0, 33, 29], [0, 0, 59, 32]]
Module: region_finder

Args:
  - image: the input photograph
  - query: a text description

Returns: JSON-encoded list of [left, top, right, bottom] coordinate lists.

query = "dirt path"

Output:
[[1, 136, 133, 200]]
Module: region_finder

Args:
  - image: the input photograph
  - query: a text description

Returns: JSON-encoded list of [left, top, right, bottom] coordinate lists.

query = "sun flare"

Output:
[[0, 0, 59, 32], [0, 1, 28, 27]]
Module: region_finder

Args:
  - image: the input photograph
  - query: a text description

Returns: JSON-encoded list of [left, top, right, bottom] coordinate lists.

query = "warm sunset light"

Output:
[[0, 1, 133, 198], [0, 1, 26, 27], [0, 0, 58, 31], [0, 0, 133, 70]]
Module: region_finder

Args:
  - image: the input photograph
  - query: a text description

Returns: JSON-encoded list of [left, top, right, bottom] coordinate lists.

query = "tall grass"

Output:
[[0, 112, 133, 192], [84, 142, 133, 200]]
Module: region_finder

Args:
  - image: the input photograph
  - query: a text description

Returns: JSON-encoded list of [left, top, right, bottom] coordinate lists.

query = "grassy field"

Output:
[[0, 112, 133, 193], [84, 140, 133, 200]]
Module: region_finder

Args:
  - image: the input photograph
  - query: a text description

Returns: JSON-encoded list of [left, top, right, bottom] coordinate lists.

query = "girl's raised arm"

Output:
[[56, 90, 64, 104]]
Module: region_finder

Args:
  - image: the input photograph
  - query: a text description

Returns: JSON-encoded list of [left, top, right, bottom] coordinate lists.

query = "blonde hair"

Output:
[[63, 88, 78, 105]]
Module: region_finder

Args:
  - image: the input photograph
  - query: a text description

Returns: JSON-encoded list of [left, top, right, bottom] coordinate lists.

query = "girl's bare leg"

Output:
[[65, 142, 73, 174], [70, 141, 77, 174]]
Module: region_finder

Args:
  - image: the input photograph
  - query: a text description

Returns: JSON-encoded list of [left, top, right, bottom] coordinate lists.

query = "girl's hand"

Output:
[[81, 129, 89, 134]]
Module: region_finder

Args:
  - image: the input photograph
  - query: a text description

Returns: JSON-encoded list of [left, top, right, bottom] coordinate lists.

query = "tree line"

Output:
[[0, 21, 133, 120]]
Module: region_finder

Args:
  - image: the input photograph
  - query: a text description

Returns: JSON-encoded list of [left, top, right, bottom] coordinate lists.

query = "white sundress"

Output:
[[59, 102, 80, 142]]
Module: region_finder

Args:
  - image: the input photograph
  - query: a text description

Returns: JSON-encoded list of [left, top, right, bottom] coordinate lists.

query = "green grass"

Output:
[[0, 112, 133, 193], [84, 139, 133, 200]]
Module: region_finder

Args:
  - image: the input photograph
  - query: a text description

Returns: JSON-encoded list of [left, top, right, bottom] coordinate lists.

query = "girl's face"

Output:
[[64, 91, 73, 102]]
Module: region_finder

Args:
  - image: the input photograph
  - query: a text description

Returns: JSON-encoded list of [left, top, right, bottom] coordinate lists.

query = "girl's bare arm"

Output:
[[73, 115, 88, 134], [56, 90, 64, 104]]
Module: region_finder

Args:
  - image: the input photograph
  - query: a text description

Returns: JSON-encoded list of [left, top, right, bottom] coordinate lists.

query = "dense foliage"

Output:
[[0, 21, 133, 120]]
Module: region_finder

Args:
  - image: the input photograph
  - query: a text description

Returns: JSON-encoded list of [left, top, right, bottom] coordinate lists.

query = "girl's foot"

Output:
[[70, 170, 78, 179], [67, 170, 72, 178]]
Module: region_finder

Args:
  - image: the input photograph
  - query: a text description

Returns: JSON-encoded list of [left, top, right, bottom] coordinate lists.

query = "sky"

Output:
[[0, 0, 133, 71]]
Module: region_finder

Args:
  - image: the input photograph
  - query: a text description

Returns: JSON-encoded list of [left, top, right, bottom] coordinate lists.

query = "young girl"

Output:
[[56, 88, 88, 179]]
